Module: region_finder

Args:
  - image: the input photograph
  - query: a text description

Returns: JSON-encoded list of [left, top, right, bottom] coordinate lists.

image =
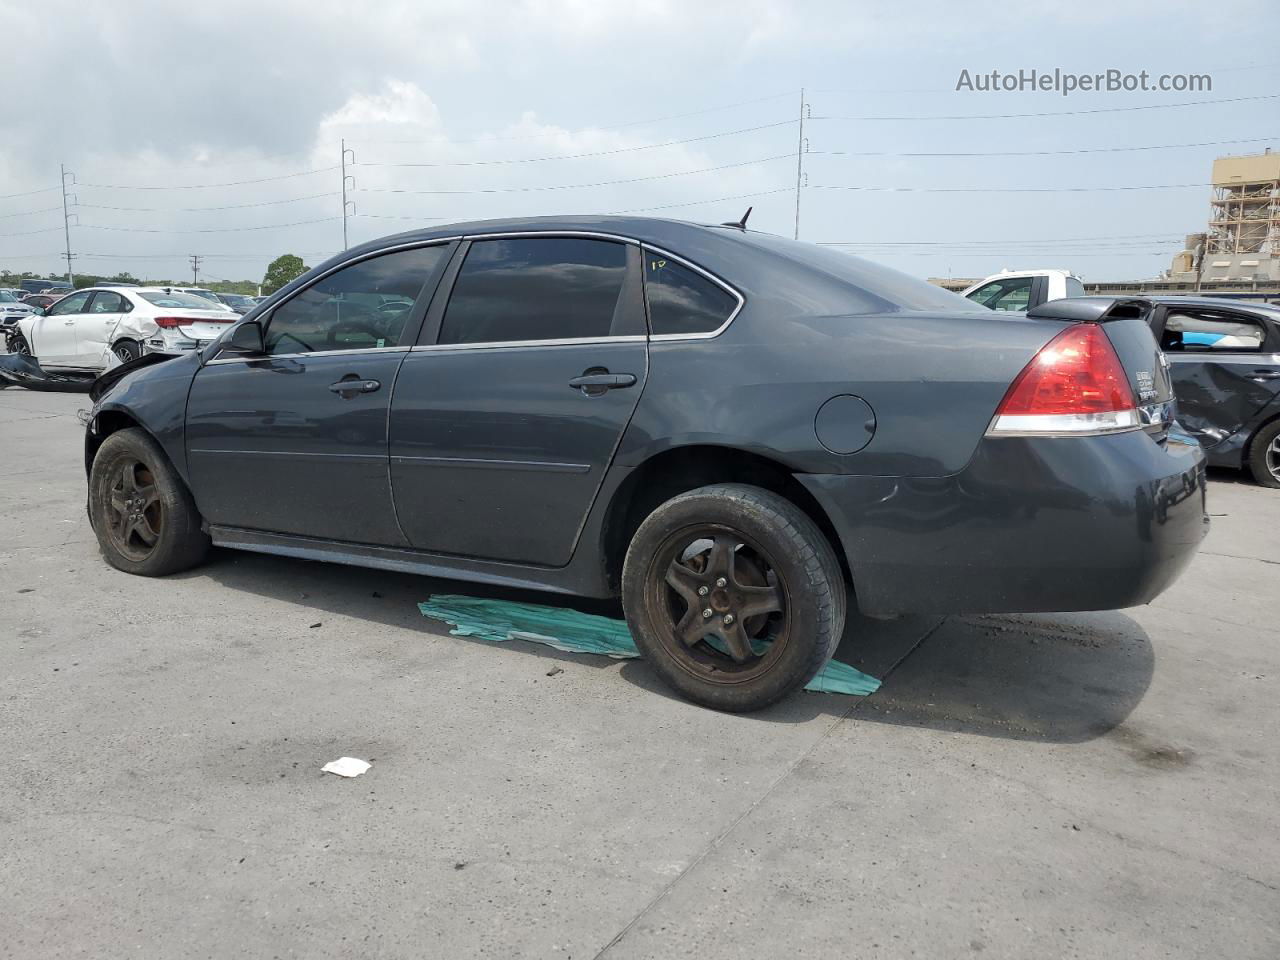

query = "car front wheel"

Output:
[[6, 331, 31, 357], [622, 483, 846, 712], [88, 428, 210, 576]]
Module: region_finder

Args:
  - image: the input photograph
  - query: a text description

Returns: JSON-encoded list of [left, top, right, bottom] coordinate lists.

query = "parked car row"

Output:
[[5, 286, 240, 368]]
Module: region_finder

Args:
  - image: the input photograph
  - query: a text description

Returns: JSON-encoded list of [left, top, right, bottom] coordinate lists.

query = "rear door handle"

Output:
[[329, 377, 381, 398], [1249, 370, 1280, 382], [568, 373, 637, 390]]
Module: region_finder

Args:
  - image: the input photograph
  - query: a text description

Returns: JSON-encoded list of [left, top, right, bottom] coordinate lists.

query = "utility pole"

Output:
[[341, 139, 356, 249], [190, 255, 202, 285], [60, 163, 76, 285], [793, 88, 807, 240]]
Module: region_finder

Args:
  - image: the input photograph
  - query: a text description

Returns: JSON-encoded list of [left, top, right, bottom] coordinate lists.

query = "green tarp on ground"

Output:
[[418, 594, 880, 696]]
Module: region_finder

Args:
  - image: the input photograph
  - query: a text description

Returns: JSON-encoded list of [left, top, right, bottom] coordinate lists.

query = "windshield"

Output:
[[140, 291, 224, 309], [0, 290, 16, 303]]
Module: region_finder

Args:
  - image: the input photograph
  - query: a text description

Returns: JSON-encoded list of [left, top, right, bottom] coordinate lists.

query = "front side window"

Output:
[[1163, 312, 1266, 352], [438, 237, 628, 345], [969, 277, 1033, 312], [47, 290, 91, 315], [264, 245, 447, 356], [643, 252, 738, 336]]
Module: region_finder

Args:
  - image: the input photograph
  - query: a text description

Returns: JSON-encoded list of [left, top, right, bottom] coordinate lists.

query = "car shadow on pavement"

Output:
[[190, 548, 1153, 740], [855, 609, 1156, 744]]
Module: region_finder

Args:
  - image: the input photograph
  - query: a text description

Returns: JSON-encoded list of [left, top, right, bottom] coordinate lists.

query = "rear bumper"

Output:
[[798, 428, 1209, 615], [144, 334, 218, 356]]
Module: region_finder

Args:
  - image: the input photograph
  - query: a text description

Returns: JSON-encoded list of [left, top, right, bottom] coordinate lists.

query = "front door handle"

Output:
[[568, 372, 637, 392], [329, 377, 381, 398]]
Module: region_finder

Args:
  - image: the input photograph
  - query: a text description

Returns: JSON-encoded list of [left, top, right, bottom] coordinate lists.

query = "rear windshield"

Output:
[[731, 231, 978, 313], [139, 291, 221, 309]]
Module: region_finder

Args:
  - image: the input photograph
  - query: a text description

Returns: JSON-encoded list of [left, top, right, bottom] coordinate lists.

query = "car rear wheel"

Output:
[[622, 484, 846, 712], [113, 340, 141, 363], [1247, 419, 1280, 489], [88, 428, 210, 576]]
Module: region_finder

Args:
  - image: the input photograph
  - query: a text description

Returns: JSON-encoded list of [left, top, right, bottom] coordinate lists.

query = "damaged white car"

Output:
[[4, 287, 240, 370]]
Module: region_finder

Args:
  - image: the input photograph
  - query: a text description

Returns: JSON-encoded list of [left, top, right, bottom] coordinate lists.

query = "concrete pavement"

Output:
[[1, 388, 1276, 959]]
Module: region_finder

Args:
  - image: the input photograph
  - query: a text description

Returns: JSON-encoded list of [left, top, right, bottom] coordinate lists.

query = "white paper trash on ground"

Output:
[[321, 757, 372, 778]]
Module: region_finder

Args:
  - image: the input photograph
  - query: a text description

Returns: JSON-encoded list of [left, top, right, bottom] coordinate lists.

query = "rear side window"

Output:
[[643, 252, 738, 336], [438, 237, 627, 345], [1064, 277, 1086, 298], [265, 245, 446, 355], [1162, 312, 1266, 352]]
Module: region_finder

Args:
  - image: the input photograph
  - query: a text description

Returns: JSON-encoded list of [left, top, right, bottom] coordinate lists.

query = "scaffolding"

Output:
[[1204, 166, 1280, 257]]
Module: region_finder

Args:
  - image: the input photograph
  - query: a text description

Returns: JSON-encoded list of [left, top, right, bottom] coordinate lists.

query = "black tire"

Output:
[[1247, 419, 1280, 489], [88, 428, 210, 576], [622, 483, 846, 712], [7, 331, 31, 357], [113, 339, 141, 363]]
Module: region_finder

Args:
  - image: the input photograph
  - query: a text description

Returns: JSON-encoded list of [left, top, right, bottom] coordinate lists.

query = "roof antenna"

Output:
[[721, 206, 752, 230]]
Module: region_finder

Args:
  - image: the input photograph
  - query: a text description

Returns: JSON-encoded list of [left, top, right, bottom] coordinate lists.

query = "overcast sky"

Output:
[[2, 0, 1277, 286]]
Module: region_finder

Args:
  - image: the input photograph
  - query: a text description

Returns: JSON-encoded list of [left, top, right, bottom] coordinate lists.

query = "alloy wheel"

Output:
[[645, 524, 790, 683], [1268, 435, 1280, 483], [103, 458, 164, 562]]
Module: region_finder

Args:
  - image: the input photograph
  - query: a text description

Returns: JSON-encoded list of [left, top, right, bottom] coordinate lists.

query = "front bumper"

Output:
[[799, 428, 1209, 615]]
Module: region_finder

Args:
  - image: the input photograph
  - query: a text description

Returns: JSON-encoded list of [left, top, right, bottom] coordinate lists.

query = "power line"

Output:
[[810, 135, 1280, 159], [356, 153, 793, 197], [358, 91, 797, 146], [78, 192, 339, 213], [0, 205, 63, 220], [810, 92, 1280, 122], [0, 185, 61, 201], [607, 187, 793, 214], [809, 181, 1209, 194], [357, 120, 797, 167], [79, 216, 342, 235], [77, 166, 342, 191], [0, 225, 65, 238]]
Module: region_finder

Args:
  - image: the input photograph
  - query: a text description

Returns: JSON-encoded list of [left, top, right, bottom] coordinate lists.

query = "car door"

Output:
[[1153, 304, 1280, 449], [389, 234, 648, 567], [184, 243, 454, 546], [80, 290, 129, 367], [35, 289, 92, 366]]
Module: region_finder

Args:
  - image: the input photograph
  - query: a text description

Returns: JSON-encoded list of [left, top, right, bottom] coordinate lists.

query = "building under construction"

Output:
[[1171, 149, 1280, 284]]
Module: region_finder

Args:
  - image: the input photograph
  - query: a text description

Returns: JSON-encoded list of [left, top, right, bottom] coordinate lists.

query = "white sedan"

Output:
[[5, 286, 241, 372]]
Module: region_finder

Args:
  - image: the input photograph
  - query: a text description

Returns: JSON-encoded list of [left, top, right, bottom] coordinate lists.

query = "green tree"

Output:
[[262, 254, 309, 295]]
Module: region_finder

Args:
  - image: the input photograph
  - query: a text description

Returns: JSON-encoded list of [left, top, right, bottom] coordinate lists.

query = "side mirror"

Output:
[[32, 306, 46, 316], [219, 319, 265, 357]]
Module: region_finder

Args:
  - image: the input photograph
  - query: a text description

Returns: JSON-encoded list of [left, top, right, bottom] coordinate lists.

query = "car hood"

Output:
[[89, 350, 183, 402]]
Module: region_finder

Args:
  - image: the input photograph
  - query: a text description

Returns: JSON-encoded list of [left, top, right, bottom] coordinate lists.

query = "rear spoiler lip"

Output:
[[1025, 296, 1152, 323]]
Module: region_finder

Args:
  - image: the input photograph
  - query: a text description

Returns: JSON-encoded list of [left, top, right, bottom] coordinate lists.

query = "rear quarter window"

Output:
[[643, 251, 739, 336]]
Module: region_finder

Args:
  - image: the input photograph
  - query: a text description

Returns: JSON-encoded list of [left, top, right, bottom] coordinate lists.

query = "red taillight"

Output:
[[153, 316, 195, 329], [988, 323, 1139, 436], [153, 315, 234, 329]]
